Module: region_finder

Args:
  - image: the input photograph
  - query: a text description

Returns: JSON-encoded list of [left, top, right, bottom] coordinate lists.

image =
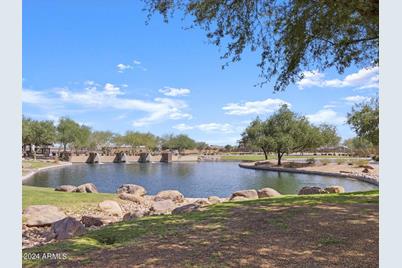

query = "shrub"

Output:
[[306, 158, 316, 165], [354, 159, 369, 167]]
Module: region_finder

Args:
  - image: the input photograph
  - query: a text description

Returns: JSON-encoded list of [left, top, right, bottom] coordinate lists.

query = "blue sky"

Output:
[[22, 1, 379, 145]]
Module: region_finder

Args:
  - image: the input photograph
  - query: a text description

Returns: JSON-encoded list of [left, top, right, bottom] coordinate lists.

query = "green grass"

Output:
[[22, 189, 378, 266], [23, 186, 119, 211], [22, 160, 57, 169], [221, 154, 358, 161]]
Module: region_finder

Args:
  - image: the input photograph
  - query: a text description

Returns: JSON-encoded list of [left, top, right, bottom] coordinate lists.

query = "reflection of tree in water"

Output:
[[243, 171, 300, 195], [175, 164, 194, 178], [125, 163, 159, 177]]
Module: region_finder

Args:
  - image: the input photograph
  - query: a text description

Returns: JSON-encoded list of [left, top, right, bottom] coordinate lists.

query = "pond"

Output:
[[23, 162, 377, 197]]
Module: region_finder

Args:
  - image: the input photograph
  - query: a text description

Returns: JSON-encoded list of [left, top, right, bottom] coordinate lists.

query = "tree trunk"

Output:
[[63, 144, 67, 152], [32, 144, 36, 160], [262, 147, 268, 160], [277, 151, 282, 166]]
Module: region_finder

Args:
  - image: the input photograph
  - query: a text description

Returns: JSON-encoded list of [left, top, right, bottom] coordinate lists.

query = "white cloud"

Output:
[[344, 95, 371, 105], [174, 123, 195, 131], [159, 87, 191, 97], [133, 59, 147, 71], [104, 83, 123, 96], [197, 123, 234, 133], [117, 59, 147, 72], [222, 98, 290, 115], [173, 122, 244, 133], [116, 63, 132, 73], [24, 81, 192, 127], [22, 89, 51, 105], [307, 109, 346, 125], [323, 104, 336, 109], [297, 66, 379, 90]]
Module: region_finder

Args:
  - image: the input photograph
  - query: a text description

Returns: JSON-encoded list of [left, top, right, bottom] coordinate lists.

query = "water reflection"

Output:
[[23, 162, 377, 197]]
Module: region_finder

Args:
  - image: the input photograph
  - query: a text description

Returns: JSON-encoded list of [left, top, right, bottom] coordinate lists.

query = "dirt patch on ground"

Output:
[[43, 203, 378, 267]]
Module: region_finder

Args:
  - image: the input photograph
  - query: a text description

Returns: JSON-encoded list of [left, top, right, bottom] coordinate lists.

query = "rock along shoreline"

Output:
[[238, 162, 379, 186]]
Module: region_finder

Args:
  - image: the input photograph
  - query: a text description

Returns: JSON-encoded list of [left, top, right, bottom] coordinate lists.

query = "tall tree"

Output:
[[347, 97, 379, 146], [124, 131, 158, 152], [22, 116, 34, 148], [242, 105, 323, 165], [241, 117, 270, 159], [89, 131, 114, 150], [57, 117, 81, 152], [22, 118, 56, 159], [317, 124, 341, 147], [162, 134, 197, 153], [72, 125, 92, 152], [196, 141, 209, 151], [144, 0, 378, 91]]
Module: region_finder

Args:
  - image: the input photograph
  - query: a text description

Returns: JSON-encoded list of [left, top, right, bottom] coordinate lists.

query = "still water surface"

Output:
[[23, 162, 377, 197]]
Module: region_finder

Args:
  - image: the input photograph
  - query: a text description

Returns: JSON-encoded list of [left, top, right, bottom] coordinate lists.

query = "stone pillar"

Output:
[[113, 152, 127, 163], [160, 152, 172, 163], [86, 152, 100, 163], [138, 152, 151, 163]]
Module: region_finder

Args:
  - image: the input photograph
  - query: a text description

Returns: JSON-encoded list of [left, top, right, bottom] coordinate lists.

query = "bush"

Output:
[[372, 155, 379, 162], [306, 158, 316, 165], [320, 159, 331, 166], [354, 159, 369, 167]]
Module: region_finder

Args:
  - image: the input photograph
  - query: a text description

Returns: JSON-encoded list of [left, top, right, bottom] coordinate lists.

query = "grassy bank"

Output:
[[22, 189, 378, 267], [221, 154, 360, 161], [23, 186, 119, 211], [22, 160, 59, 169]]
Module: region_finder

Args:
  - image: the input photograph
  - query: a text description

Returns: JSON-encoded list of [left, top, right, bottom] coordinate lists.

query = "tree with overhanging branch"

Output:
[[143, 0, 378, 91]]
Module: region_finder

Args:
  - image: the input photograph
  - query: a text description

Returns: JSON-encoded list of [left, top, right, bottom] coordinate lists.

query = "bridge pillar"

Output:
[[160, 152, 172, 163], [113, 152, 127, 163], [86, 152, 100, 163], [138, 152, 151, 163]]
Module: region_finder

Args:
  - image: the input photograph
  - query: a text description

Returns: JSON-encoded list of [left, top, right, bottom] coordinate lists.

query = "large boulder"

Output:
[[123, 209, 147, 221], [229, 189, 258, 201], [118, 193, 144, 204], [154, 190, 184, 203], [150, 200, 176, 215], [24, 205, 67, 227], [116, 184, 147, 196], [80, 216, 103, 227], [230, 196, 249, 201], [98, 200, 123, 217], [194, 199, 211, 207], [51, 217, 86, 240], [55, 185, 77, 192], [298, 186, 329, 195], [75, 183, 98, 193], [257, 188, 281, 198], [208, 196, 222, 205], [172, 204, 201, 215], [324, 186, 345, 194]]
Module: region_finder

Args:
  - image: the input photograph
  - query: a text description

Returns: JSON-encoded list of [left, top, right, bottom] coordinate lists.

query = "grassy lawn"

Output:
[[23, 186, 119, 211], [221, 154, 359, 161], [22, 189, 378, 267], [22, 160, 58, 169]]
